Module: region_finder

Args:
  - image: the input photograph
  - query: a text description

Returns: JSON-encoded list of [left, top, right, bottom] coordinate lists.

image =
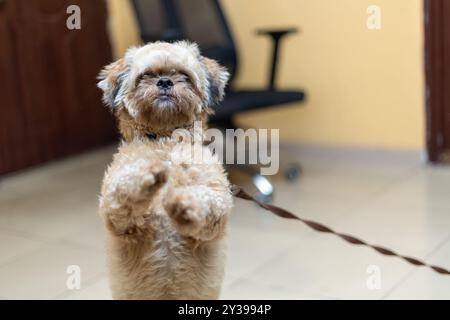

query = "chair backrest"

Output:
[[131, 0, 238, 83]]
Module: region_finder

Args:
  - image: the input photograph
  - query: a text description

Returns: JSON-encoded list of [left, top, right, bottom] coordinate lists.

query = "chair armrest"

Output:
[[256, 28, 298, 90], [256, 28, 298, 39]]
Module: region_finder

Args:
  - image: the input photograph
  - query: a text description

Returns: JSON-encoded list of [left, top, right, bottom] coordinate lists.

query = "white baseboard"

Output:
[[280, 142, 426, 166]]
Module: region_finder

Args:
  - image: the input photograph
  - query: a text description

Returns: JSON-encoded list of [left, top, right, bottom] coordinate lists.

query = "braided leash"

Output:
[[231, 184, 450, 276]]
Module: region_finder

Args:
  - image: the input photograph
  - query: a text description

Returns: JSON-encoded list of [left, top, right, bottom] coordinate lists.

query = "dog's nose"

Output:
[[156, 77, 174, 89]]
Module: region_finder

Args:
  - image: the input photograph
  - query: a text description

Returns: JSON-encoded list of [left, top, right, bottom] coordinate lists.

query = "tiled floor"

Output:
[[0, 145, 449, 299]]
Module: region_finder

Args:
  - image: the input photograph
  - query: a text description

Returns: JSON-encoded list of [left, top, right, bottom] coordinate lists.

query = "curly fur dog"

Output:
[[97, 41, 233, 299]]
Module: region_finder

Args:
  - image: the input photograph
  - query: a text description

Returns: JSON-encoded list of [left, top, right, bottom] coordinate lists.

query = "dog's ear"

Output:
[[97, 58, 129, 110], [201, 57, 230, 107]]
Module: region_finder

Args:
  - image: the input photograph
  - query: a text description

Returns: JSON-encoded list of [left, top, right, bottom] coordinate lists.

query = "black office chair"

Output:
[[131, 0, 306, 201]]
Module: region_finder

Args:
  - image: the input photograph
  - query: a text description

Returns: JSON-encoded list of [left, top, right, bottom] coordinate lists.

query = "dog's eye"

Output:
[[136, 71, 157, 86], [179, 72, 191, 83], [143, 71, 157, 78]]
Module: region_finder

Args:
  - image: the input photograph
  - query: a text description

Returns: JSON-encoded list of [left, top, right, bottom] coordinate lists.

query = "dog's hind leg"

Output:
[[99, 155, 168, 238]]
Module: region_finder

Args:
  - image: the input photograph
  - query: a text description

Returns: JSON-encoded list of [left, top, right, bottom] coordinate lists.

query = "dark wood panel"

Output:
[[0, 0, 116, 174], [425, 0, 450, 162], [442, 0, 450, 154]]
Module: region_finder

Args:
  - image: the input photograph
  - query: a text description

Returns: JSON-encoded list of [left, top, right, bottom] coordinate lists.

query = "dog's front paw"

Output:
[[113, 160, 168, 204], [138, 165, 168, 199], [163, 189, 207, 236]]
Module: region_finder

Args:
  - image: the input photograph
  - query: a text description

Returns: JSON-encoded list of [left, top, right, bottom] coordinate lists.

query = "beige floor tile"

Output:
[[0, 229, 47, 266], [361, 168, 450, 212], [61, 214, 107, 251], [0, 199, 101, 241], [385, 239, 450, 299], [229, 198, 316, 237], [62, 276, 112, 300], [222, 271, 240, 289], [0, 147, 113, 242], [232, 183, 354, 230], [238, 234, 415, 299], [226, 201, 315, 280], [287, 152, 418, 187], [270, 186, 365, 226], [0, 146, 115, 198], [264, 163, 418, 227], [0, 242, 107, 299], [334, 194, 450, 258], [221, 278, 330, 300]]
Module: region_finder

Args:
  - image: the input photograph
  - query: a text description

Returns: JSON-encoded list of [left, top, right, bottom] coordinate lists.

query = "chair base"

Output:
[[212, 121, 302, 204]]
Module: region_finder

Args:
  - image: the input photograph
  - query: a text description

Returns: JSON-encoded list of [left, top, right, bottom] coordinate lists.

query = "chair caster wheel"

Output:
[[252, 175, 273, 204], [285, 163, 301, 181], [255, 192, 273, 204]]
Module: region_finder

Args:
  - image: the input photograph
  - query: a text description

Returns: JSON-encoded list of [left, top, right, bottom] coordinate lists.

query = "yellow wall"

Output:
[[107, 0, 425, 150], [107, 0, 141, 58]]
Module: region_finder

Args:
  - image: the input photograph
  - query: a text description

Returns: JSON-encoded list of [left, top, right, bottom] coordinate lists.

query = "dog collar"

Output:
[[143, 124, 195, 141]]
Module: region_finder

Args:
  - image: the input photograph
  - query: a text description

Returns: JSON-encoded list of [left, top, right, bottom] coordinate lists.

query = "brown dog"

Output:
[[97, 41, 233, 299]]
